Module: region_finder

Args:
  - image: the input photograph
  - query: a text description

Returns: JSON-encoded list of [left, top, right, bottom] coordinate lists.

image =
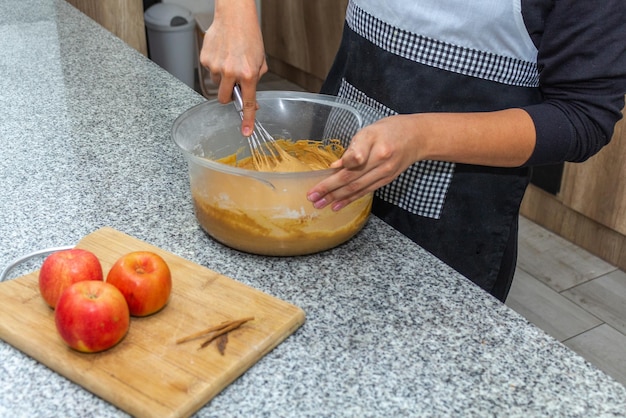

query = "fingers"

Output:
[[211, 73, 262, 137], [307, 118, 416, 211], [197, 3, 268, 136], [307, 164, 391, 211], [306, 135, 378, 210], [238, 79, 259, 137], [337, 144, 369, 170]]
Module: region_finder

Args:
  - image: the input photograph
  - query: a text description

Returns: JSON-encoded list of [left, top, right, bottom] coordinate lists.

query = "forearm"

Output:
[[207, 0, 264, 82], [213, 0, 260, 34], [409, 108, 536, 167], [202, 0, 267, 135], [310, 108, 536, 210]]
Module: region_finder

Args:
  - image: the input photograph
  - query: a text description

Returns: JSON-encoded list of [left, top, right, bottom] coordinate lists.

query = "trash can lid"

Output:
[[144, 3, 195, 31]]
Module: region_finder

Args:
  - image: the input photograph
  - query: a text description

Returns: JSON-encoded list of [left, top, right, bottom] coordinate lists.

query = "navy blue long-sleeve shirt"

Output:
[[522, 0, 626, 165]]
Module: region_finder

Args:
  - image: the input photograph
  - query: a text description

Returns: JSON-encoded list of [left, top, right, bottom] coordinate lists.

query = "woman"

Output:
[[200, 0, 626, 301]]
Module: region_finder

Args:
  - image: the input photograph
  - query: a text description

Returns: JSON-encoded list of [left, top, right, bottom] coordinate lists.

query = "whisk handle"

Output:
[[232, 84, 245, 119]]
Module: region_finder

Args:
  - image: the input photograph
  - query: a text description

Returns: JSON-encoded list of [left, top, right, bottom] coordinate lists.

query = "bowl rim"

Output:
[[171, 91, 368, 180]]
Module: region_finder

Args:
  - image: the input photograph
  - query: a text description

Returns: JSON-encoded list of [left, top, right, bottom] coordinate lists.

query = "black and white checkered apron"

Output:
[[321, 0, 541, 300]]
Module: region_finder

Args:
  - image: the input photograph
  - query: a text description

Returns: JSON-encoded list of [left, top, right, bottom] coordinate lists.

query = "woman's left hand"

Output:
[[306, 108, 537, 211], [306, 114, 422, 211]]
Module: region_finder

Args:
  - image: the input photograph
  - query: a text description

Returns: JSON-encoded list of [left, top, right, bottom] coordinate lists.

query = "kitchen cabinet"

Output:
[[521, 104, 626, 270], [560, 115, 626, 235], [65, 0, 147, 56], [261, 0, 348, 92]]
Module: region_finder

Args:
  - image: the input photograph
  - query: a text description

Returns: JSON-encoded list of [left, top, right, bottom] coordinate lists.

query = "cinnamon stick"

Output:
[[198, 317, 253, 349], [176, 316, 254, 345]]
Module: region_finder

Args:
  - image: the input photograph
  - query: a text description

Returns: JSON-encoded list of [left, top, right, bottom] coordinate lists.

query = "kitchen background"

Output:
[[157, 0, 214, 14], [65, 0, 626, 388]]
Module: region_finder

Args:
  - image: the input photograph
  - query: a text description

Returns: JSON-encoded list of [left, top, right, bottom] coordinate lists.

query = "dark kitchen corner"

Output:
[[143, 0, 161, 60]]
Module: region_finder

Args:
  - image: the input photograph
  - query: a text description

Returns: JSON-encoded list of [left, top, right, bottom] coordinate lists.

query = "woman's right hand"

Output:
[[199, 0, 268, 136]]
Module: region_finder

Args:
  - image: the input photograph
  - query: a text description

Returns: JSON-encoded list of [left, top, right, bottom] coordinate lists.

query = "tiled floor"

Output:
[[508, 216, 626, 388], [198, 73, 626, 389]]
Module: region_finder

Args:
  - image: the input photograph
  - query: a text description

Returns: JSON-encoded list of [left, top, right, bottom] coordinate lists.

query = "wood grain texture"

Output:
[[560, 106, 626, 235], [261, 0, 348, 90], [66, 0, 148, 56], [516, 216, 617, 291], [506, 269, 603, 342], [520, 185, 626, 271], [0, 228, 305, 418]]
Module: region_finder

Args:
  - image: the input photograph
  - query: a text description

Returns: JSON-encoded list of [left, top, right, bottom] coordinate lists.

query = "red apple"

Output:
[[106, 251, 172, 317], [55, 281, 130, 353], [39, 248, 103, 308]]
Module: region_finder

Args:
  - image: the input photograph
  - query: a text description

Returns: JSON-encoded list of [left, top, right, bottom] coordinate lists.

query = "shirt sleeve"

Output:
[[522, 0, 626, 166]]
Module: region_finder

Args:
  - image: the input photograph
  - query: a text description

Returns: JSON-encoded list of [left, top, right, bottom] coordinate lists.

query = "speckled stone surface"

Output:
[[1, 1, 626, 417]]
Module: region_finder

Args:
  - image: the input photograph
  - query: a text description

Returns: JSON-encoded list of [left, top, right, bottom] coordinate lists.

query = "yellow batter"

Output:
[[192, 138, 372, 256], [217, 139, 345, 172]]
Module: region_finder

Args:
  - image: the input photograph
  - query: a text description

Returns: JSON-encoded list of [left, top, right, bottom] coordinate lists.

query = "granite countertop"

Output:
[[1, 1, 625, 417]]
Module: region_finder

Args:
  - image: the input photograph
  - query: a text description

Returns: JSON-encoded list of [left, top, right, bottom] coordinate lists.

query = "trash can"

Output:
[[144, 3, 196, 88]]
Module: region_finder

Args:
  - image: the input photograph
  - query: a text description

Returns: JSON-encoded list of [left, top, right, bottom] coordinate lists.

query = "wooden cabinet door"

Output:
[[261, 0, 348, 91], [66, 0, 147, 56], [559, 103, 626, 235]]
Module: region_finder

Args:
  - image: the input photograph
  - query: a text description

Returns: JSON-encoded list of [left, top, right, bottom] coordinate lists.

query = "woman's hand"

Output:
[[199, 0, 268, 136], [306, 109, 537, 211], [307, 115, 422, 211]]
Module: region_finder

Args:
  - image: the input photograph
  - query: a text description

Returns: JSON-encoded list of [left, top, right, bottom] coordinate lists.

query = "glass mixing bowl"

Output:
[[172, 91, 376, 256]]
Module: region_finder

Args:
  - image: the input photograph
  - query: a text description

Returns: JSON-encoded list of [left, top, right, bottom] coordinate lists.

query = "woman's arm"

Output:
[[522, 0, 626, 165], [307, 108, 536, 211], [199, 0, 267, 136]]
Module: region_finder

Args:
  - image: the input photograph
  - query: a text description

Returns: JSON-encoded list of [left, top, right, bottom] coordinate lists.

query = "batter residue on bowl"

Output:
[[217, 139, 345, 172]]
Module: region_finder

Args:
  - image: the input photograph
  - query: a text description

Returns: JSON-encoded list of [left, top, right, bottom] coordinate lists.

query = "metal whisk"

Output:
[[232, 85, 282, 169]]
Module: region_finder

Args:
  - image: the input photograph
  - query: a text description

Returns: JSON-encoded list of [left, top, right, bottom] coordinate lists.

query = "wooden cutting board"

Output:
[[0, 227, 305, 418]]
